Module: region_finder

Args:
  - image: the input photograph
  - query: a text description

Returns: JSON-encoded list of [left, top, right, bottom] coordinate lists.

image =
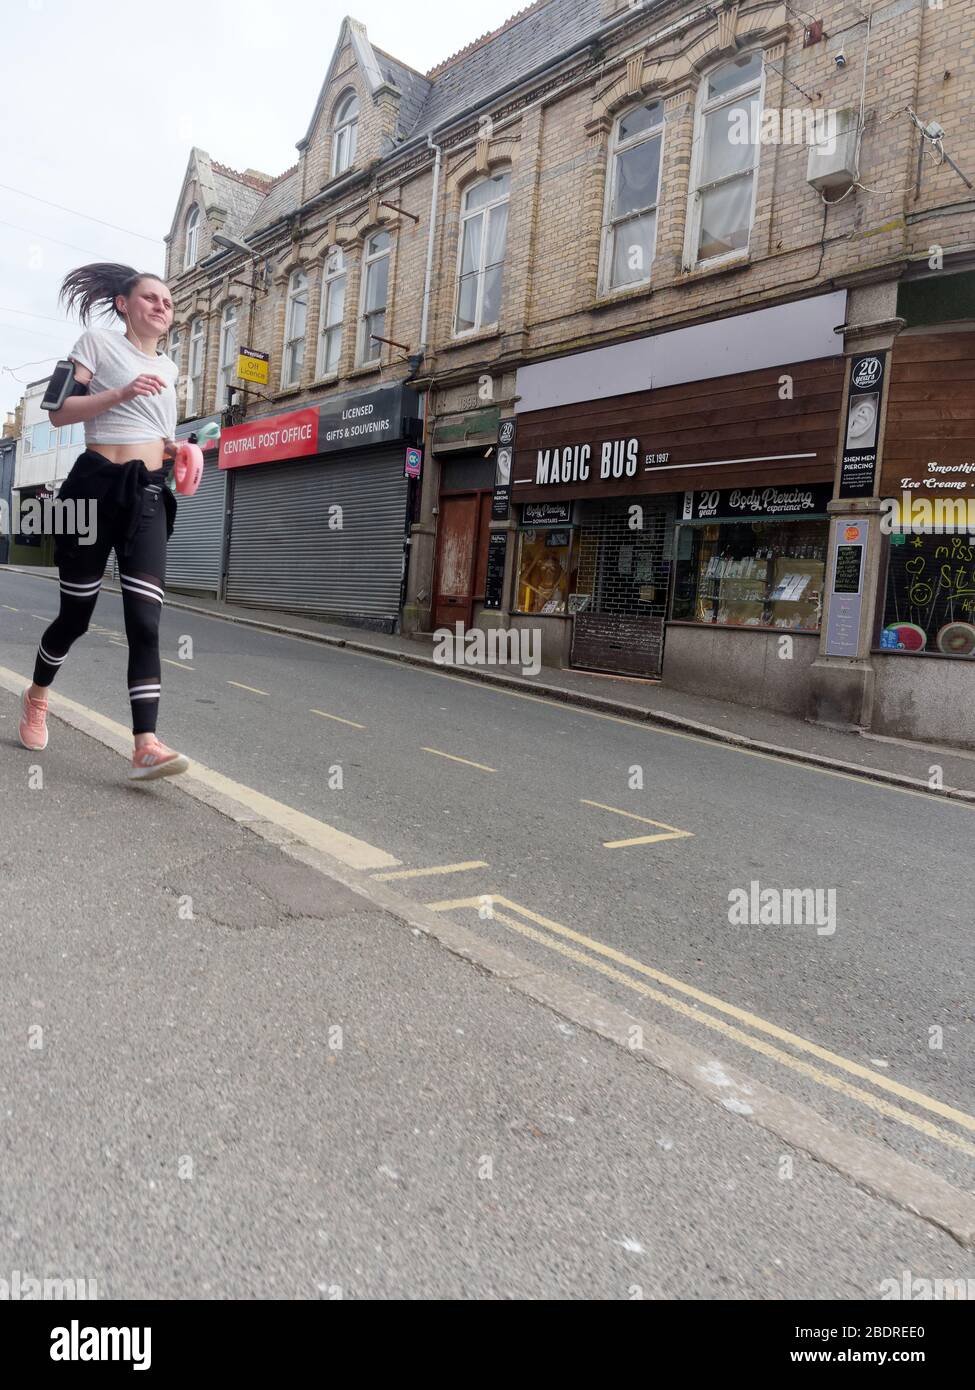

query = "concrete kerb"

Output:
[[2, 665, 974, 1249], [7, 566, 974, 805]]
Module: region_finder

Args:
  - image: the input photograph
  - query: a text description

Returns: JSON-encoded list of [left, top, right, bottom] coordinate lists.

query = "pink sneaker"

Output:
[[19, 688, 49, 751], [129, 736, 189, 782]]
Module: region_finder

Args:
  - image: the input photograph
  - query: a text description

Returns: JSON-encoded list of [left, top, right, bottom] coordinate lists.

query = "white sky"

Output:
[[0, 0, 529, 419]]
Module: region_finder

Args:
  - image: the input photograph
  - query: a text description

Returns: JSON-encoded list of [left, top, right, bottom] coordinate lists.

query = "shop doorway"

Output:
[[433, 490, 493, 630], [570, 497, 677, 677]]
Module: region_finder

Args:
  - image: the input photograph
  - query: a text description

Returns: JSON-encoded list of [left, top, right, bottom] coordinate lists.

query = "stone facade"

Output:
[[159, 0, 975, 734]]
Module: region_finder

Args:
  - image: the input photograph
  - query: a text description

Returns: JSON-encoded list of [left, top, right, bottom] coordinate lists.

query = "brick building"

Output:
[[163, 1, 975, 746]]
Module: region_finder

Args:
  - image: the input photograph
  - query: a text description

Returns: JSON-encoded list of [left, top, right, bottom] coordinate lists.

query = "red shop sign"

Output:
[[219, 407, 320, 469]]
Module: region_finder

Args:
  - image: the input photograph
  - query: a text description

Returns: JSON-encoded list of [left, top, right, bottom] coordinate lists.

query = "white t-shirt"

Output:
[[68, 327, 179, 446]]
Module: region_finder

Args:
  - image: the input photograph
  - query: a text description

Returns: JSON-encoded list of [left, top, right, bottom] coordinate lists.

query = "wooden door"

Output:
[[433, 493, 480, 629]]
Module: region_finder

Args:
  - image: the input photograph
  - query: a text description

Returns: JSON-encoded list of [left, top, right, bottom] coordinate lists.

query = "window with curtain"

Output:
[[687, 51, 764, 265], [218, 302, 239, 403], [456, 171, 510, 334], [187, 317, 204, 417], [183, 205, 200, 270], [283, 270, 308, 387], [357, 232, 390, 366], [317, 249, 346, 377], [603, 103, 663, 291], [332, 91, 359, 177]]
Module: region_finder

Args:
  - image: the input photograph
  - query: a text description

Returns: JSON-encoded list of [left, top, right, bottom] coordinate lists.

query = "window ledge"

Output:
[[442, 327, 503, 351], [676, 255, 752, 286], [310, 373, 340, 390], [592, 282, 653, 310], [347, 363, 383, 380], [272, 385, 304, 402]]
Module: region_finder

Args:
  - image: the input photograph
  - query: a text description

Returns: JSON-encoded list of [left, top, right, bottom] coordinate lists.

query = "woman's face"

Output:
[[121, 278, 174, 338]]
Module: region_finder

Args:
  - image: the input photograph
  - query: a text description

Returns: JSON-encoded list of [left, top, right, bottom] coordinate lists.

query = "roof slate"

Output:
[[407, 0, 604, 140], [209, 166, 267, 239]]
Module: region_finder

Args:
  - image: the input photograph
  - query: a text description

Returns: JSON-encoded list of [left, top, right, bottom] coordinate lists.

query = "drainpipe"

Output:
[[419, 134, 443, 357]]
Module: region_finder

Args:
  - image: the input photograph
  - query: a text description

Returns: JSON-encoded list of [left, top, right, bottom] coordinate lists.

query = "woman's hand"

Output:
[[162, 438, 178, 461], [117, 373, 168, 404]]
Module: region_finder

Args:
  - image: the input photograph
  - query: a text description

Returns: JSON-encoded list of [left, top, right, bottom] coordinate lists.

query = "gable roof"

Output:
[[186, 1, 609, 248]]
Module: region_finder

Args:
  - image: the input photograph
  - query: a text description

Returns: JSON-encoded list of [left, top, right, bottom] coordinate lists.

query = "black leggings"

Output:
[[33, 478, 169, 735]]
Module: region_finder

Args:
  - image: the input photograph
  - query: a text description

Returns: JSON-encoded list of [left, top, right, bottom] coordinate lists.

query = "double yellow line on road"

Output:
[[426, 892, 975, 1157]]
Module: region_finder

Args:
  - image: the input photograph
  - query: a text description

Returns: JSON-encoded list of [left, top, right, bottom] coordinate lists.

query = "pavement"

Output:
[[6, 562, 975, 801], [3, 685, 975, 1300]]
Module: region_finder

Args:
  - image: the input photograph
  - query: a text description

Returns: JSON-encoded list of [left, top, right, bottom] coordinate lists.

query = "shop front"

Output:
[[510, 296, 846, 689], [869, 328, 975, 746], [221, 382, 420, 631]]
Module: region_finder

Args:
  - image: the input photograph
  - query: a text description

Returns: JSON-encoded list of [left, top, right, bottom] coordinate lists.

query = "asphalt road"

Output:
[[1, 568, 972, 1198]]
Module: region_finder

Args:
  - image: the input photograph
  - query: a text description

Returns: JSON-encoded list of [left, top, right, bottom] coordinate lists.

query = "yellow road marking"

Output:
[[372, 860, 489, 882], [311, 708, 366, 729], [228, 680, 269, 696], [482, 906, 975, 1159], [0, 663, 400, 872], [581, 798, 694, 848], [2, 605, 18, 611], [426, 894, 975, 1139], [421, 747, 496, 773], [162, 657, 194, 671]]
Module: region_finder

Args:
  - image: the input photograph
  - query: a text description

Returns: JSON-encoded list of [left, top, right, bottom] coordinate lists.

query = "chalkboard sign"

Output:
[[833, 544, 864, 595], [484, 532, 508, 610], [882, 532, 975, 655]]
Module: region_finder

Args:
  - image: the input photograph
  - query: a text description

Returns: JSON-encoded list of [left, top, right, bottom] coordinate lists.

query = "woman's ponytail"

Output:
[[59, 262, 152, 325]]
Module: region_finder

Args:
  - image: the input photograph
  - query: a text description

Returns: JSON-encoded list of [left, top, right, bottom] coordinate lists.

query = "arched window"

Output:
[[331, 91, 359, 178], [317, 249, 346, 378], [602, 102, 663, 292], [183, 205, 201, 270], [219, 302, 239, 403], [455, 171, 510, 334], [186, 317, 205, 417], [357, 231, 390, 366], [282, 269, 309, 387], [686, 50, 764, 266]]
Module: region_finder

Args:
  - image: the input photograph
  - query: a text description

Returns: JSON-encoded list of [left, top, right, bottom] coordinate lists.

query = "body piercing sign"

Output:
[[839, 352, 887, 499]]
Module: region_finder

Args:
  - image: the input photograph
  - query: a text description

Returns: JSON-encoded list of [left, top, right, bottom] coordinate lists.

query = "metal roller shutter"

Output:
[[166, 459, 227, 595], [226, 448, 408, 624]]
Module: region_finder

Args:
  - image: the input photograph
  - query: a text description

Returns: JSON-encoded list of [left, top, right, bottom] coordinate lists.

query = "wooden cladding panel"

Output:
[[880, 332, 975, 495], [513, 356, 845, 501]]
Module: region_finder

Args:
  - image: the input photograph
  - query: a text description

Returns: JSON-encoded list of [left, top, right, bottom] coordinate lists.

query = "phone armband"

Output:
[[41, 360, 89, 412]]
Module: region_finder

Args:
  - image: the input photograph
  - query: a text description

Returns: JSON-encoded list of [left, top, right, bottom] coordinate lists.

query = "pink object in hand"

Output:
[[174, 441, 204, 495]]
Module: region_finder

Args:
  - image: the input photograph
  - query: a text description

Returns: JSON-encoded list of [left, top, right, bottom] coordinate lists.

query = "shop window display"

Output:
[[516, 529, 579, 614], [673, 520, 827, 630], [880, 531, 975, 656]]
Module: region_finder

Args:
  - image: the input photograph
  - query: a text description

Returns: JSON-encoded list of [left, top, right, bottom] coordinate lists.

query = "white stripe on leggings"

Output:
[[120, 574, 164, 603], [59, 583, 102, 598], [38, 643, 66, 666]]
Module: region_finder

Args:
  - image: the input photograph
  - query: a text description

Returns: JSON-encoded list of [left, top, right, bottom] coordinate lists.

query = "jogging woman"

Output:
[[19, 262, 189, 780]]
